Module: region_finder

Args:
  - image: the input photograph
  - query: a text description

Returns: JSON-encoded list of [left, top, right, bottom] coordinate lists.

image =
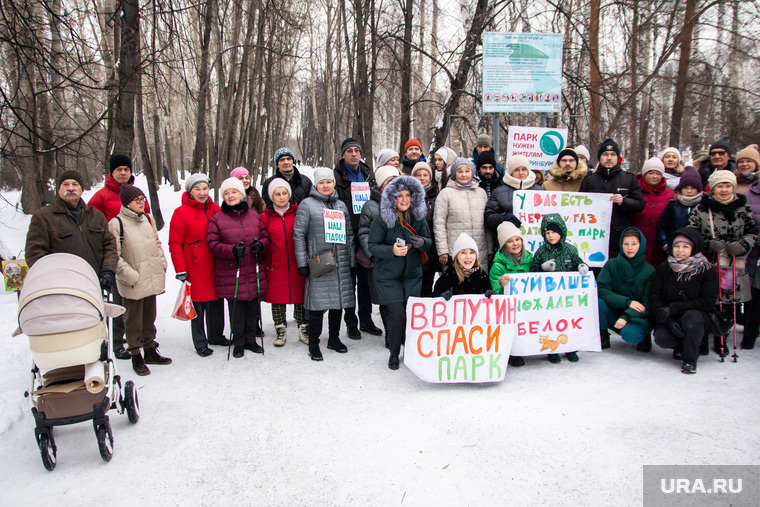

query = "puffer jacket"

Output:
[[632, 174, 675, 266], [88, 173, 151, 222], [421, 182, 440, 272], [650, 227, 719, 318], [597, 227, 655, 333], [262, 167, 313, 205], [484, 171, 544, 232], [531, 213, 584, 272], [543, 160, 588, 192], [401, 153, 427, 175], [489, 248, 533, 294], [656, 195, 702, 250], [25, 196, 118, 274], [168, 192, 221, 302], [579, 164, 645, 258], [108, 206, 166, 300], [293, 186, 355, 311], [261, 203, 304, 305], [207, 203, 269, 301], [744, 181, 760, 289], [434, 178, 490, 267], [368, 176, 432, 304], [744, 180, 760, 226]]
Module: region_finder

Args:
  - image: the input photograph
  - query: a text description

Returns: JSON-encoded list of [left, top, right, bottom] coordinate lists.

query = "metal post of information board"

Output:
[[540, 113, 547, 128], [493, 114, 500, 162]]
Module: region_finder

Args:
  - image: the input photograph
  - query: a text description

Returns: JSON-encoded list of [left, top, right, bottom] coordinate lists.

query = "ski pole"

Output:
[[227, 255, 242, 361], [732, 254, 738, 363], [254, 241, 264, 356]]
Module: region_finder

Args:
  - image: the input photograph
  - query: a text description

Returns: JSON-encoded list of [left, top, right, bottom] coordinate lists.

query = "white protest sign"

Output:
[[405, 295, 517, 383], [506, 272, 601, 356], [350, 182, 370, 214], [513, 190, 614, 267], [323, 209, 346, 244], [506, 126, 568, 171]]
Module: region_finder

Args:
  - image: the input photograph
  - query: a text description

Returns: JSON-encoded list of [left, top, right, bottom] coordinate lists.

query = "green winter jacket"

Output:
[[489, 248, 533, 294], [596, 227, 655, 332], [530, 213, 583, 272]]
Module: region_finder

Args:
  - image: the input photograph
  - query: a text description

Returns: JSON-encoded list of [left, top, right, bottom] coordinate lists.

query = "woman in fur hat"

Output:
[[687, 169, 758, 355], [368, 175, 432, 370]]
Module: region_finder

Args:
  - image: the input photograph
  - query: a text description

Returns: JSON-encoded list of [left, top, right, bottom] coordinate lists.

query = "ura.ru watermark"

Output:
[[643, 465, 759, 506]]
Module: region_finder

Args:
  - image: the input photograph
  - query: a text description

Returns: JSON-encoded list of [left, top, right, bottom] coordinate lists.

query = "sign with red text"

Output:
[[350, 182, 370, 214], [506, 272, 601, 356], [322, 209, 346, 244], [506, 126, 568, 170], [513, 190, 613, 267], [405, 295, 518, 383]]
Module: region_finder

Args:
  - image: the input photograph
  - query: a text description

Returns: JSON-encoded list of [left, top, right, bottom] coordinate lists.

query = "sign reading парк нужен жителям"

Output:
[[403, 272, 601, 384]]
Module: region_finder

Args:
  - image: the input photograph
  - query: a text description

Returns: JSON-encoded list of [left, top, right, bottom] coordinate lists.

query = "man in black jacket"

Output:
[[262, 147, 313, 205], [579, 139, 645, 259], [333, 138, 383, 337], [697, 139, 736, 188]]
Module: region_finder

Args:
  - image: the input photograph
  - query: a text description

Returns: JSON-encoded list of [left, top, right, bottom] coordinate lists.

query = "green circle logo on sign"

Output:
[[539, 131, 565, 156]]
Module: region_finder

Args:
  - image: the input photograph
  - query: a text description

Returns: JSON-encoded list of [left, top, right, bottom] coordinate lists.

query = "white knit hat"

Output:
[[267, 177, 292, 201], [374, 165, 400, 188], [376, 149, 399, 168], [220, 177, 246, 198], [313, 167, 335, 185], [507, 155, 531, 175], [497, 221, 522, 249], [640, 157, 665, 176], [708, 169, 737, 190], [660, 147, 682, 163], [574, 145, 591, 161], [451, 233, 479, 259]]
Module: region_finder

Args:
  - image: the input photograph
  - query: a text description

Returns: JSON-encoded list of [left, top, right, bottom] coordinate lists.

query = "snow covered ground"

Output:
[[0, 172, 758, 506]]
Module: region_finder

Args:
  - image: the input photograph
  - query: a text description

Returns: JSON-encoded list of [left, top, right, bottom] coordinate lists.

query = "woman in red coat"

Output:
[[168, 174, 229, 357], [261, 179, 307, 347], [632, 157, 675, 267], [207, 177, 269, 358]]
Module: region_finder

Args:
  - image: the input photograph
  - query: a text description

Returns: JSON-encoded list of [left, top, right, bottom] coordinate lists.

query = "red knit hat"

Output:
[[404, 139, 422, 153]]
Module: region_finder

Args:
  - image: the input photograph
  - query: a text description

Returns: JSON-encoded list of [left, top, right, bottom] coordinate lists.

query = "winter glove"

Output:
[[541, 260, 556, 272], [656, 307, 671, 324], [725, 241, 746, 256], [667, 320, 685, 338], [250, 239, 264, 254], [232, 242, 247, 259], [708, 240, 726, 253], [498, 273, 511, 288], [408, 235, 425, 249], [484, 289, 495, 299], [578, 263, 589, 276], [440, 288, 453, 301], [175, 271, 188, 282], [98, 270, 115, 292], [298, 266, 310, 278]]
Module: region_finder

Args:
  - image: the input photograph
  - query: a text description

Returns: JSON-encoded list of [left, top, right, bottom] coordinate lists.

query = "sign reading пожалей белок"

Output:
[[482, 32, 563, 113], [643, 465, 759, 506]]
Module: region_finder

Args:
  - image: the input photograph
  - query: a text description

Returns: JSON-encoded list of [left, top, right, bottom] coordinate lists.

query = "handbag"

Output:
[[710, 311, 732, 337], [308, 248, 338, 278], [355, 247, 374, 269]]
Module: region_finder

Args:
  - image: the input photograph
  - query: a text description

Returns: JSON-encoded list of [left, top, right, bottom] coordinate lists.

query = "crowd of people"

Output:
[[23, 137, 760, 376]]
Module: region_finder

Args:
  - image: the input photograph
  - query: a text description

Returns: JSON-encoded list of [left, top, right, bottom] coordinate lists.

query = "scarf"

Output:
[[222, 201, 249, 212], [737, 171, 759, 185], [65, 200, 84, 224], [346, 164, 364, 183], [274, 203, 290, 216], [668, 252, 712, 282], [503, 170, 537, 190], [503, 247, 525, 265], [676, 192, 702, 207]]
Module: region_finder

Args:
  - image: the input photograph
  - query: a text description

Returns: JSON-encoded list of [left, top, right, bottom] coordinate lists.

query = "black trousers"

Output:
[[742, 287, 760, 342], [654, 310, 709, 362], [344, 264, 372, 326], [227, 298, 259, 347], [309, 309, 342, 346], [111, 285, 125, 348], [381, 302, 406, 357], [191, 299, 225, 349]]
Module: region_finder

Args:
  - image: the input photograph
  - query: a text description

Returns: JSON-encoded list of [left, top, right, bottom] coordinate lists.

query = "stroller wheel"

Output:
[[97, 426, 113, 462], [124, 381, 139, 424], [38, 434, 56, 471]]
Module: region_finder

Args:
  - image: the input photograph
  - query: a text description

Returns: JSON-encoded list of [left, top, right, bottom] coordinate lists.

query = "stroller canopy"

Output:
[[16, 253, 124, 337]]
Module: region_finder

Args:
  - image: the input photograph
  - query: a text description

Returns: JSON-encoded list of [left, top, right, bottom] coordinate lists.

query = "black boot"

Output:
[[131, 353, 150, 376], [309, 344, 323, 361], [143, 347, 172, 365], [636, 334, 652, 352], [508, 356, 525, 367], [741, 335, 757, 350], [600, 329, 611, 349], [114, 346, 131, 360], [244, 341, 263, 354], [232, 345, 244, 358], [327, 338, 348, 353], [388, 355, 400, 370]]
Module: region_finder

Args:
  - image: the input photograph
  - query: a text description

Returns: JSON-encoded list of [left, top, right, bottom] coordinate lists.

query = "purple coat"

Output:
[[745, 182, 760, 288], [207, 206, 269, 301]]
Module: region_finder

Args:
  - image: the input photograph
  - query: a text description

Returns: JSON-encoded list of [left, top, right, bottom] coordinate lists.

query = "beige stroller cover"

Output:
[[15, 253, 125, 369]]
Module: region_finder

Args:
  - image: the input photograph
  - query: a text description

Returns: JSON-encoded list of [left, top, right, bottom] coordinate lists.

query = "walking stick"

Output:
[[227, 255, 242, 361], [732, 255, 738, 363], [254, 243, 264, 356]]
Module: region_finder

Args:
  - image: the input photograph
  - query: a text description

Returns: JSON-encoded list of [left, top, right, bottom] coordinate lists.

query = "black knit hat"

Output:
[[341, 138, 361, 155], [557, 148, 579, 164], [119, 184, 145, 207], [57, 170, 84, 190], [546, 223, 563, 235], [597, 139, 620, 159], [709, 139, 731, 154], [477, 150, 496, 170], [110, 154, 133, 174]]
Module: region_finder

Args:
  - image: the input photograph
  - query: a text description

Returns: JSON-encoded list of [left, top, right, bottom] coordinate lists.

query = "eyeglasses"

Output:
[[710, 150, 727, 157], [132, 196, 146, 203]]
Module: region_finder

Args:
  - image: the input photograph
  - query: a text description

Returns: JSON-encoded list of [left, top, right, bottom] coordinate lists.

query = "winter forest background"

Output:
[[1, 0, 759, 228]]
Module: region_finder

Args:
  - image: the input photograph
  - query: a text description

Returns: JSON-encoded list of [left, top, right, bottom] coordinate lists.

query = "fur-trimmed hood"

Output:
[[379, 175, 427, 227], [548, 159, 588, 181]]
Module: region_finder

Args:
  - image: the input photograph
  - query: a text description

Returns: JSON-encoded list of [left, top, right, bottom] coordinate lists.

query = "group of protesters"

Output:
[[23, 136, 760, 376]]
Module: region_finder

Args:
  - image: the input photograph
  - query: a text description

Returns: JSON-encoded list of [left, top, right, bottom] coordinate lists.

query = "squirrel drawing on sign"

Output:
[[539, 334, 568, 352]]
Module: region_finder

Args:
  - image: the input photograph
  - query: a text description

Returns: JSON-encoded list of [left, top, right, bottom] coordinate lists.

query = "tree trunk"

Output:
[[398, 0, 413, 154], [191, 0, 217, 175], [136, 73, 164, 230], [588, 0, 601, 150], [113, 0, 139, 157], [669, 0, 698, 148]]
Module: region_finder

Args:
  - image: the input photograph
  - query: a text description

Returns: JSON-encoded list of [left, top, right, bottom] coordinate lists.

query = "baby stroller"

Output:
[[13, 253, 140, 470]]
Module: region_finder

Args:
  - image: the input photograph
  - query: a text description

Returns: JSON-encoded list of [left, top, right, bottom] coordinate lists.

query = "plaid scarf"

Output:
[[667, 252, 712, 282]]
